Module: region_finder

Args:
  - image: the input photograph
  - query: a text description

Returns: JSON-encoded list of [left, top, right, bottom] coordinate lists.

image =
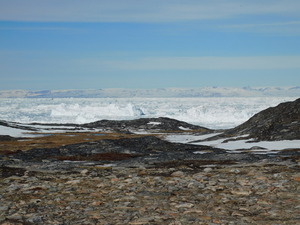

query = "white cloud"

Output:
[[0, 0, 300, 22], [83, 56, 300, 71]]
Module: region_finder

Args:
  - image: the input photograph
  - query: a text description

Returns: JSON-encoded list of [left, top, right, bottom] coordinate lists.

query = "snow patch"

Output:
[[193, 151, 211, 154], [0, 125, 34, 137], [165, 132, 300, 153], [147, 121, 161, 125], [0, 124, 103, 137], [194, 137, 300, 152], [178, 126, 191, 131], [164, 133, 221, 144]]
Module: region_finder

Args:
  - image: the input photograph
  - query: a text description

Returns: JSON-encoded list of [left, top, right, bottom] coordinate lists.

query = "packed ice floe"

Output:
[[0, 97, 297, 129]]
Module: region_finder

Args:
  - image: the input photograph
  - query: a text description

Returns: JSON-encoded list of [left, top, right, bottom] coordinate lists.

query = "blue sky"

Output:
[[0, 0, 300, 90]]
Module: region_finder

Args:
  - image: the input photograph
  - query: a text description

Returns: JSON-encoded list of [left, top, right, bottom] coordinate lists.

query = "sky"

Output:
[[0, 0, 300, 90]]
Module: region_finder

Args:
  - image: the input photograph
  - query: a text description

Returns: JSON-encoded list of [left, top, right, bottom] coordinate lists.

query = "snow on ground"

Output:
[[164, 133, 221, 144], [164, 133, 300, 153], [0, 125, 36, 137], [1, 124, 299, 154], [178, 126, 191, 131], [0, 125, 103, 138], [147, 122, 161, 125], [195, 138, 300, 151]]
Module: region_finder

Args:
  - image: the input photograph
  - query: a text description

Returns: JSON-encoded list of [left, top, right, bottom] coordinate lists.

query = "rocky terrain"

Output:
[[82, 117, 212, 133], [0, 98, 299, 224], [193, 98, 300, 143], [228, 98, 300, 141], [1, 162, 299, 224]]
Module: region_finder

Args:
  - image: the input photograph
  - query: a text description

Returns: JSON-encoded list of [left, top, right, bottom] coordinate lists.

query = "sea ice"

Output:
[[0, 97, 296, 129]]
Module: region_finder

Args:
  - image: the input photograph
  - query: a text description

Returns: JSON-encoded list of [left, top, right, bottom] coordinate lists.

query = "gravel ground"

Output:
[[1, 161, 299, 225]]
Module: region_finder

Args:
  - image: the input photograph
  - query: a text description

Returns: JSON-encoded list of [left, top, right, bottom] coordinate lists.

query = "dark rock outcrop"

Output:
[[229, 98, 300, 141], [0, 120, 37, 131], [83, 117, 211, 133], [11, 136, 225, 164], [0, 135, 16, 141], [202, 98, 300, 142], [0, 117, 211, 134]]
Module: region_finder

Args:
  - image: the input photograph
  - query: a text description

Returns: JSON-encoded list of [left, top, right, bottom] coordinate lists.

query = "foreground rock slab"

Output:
[[1, 162, 299, 225]]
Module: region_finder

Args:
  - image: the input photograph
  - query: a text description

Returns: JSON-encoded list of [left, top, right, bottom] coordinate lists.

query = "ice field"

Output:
[[0, 97, 297, 129]]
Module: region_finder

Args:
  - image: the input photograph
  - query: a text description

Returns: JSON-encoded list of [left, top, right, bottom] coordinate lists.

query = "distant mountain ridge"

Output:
[[1, 86, 300, 98]]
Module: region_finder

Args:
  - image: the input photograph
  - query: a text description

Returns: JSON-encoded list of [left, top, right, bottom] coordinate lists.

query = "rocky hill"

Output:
[[201, 98, 300, 142], [83, 117, 211, 133]]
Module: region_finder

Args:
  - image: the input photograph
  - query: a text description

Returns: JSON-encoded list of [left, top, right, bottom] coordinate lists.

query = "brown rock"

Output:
[[171, 171, 185, 177]]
